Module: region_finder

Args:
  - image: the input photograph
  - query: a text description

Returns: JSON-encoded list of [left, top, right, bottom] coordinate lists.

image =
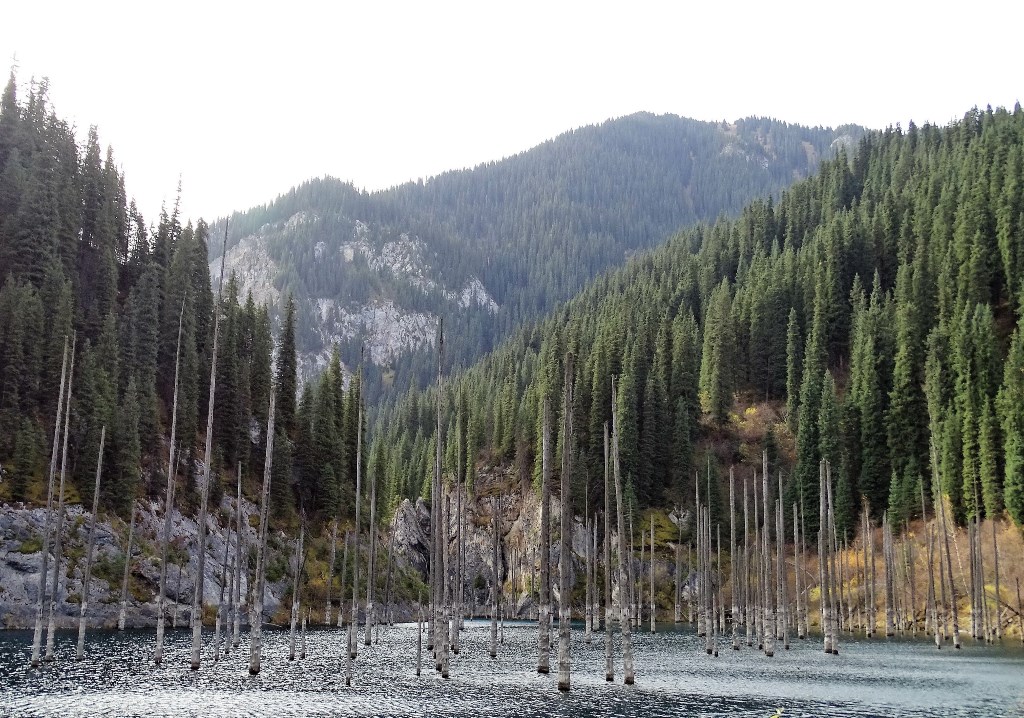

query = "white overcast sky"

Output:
[[1, 0, 1020, 225]]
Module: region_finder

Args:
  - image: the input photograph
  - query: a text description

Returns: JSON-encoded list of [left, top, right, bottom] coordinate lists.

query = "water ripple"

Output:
[[1, 622, 1022, 717]]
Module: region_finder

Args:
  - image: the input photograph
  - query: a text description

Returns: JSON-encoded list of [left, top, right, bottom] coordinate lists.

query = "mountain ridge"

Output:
[[210, 112, 864, 393]]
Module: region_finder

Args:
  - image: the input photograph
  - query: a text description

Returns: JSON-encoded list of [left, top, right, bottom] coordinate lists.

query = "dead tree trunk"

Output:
[[214, 512, 231, 661], [45, 347, 75, 662], [346, 374, 364, 683], [538, 396, 552, 674], [76, 426, 105, 660], [603, 423, 614, 682], [650, 517, 656, 633], [937, 482, 961, 648], [121, 510, 138, 632], [191, 224, 229, 671], [155, 297, 185, 664], [338, 530, 349, 629], [326, 519, 337, 626], [611, 376, 634, 684], [819, 460, 831, 654], [232, 462, 243, 649], [490, 495, 499, 659], [730, 468, 738, 650], [289, 517, 305, 660], [365, 458, 378, 647], [31, 334, 68, 668], [248, 389, 276, 675], [992, 518, 1001, 641], [761, 452, 774, 657]]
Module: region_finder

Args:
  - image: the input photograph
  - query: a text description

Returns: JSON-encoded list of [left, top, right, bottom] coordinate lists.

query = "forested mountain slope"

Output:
[[361, 105, 1024, 539], [212, 114, 863, 396]]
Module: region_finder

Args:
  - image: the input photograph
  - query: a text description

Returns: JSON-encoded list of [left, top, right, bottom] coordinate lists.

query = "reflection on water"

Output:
[[1, 621, 1022, 717]]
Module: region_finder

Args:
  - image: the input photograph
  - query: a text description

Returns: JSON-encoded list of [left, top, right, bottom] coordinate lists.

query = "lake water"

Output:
[[1, 621, 1022, 717]]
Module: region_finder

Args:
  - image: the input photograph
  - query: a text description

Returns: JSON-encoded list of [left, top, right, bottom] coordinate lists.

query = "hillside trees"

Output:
[[369, 105, 1024, 535]]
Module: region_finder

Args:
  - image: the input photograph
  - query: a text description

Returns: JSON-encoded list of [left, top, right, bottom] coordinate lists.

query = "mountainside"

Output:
[[212, 113, 863, 393], [363, 106, 1024, 539]]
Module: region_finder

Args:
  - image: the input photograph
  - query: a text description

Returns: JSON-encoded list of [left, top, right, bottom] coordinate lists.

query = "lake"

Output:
[[1, 621, 1022, 717]]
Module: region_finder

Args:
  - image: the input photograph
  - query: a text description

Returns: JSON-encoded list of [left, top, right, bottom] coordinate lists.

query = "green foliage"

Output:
[[370, 104, 1024, 535]]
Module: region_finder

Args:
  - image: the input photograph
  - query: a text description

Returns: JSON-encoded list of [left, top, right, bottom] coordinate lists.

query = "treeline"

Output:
[[214, 113, 863, 399], [369, 105, 1024, 540], [0, 72, 363, 523]]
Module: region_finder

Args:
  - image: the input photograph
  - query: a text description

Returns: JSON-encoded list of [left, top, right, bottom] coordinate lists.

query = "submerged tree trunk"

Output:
[[232, 462, 244, 649], [248, 390, 277, 675], [191, 226, 229, 671], [490, 495, 499, 660], [611, 376, 634, 685], [347, 379, 364, 684], [761, 452, 773, 658], [538, 396, 552, 674], [557, 354, 574, 692], [937, 477, 961, 649], [603, 423, 614, 682], [992, 518, 1001, 641], [730, 468, 739, 650], [45, 358, 75, 663], [117, 501, 136, 630], [819, 461, 831, 654], [383, 512, 398, 630], [326, 519, 337, 626], [76, 427, 106, 660], [155, 298, 185, 665], [365, 458, 378, 648], [214, 513, 231, 662], [338, 530, 349, 629], [289, 518, 305, 661], [826, 462, 839, 654], [31, 335, 69, 668]]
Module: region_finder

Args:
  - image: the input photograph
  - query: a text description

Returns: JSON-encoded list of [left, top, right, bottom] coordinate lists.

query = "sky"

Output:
[[1, 0, 1021, 225]]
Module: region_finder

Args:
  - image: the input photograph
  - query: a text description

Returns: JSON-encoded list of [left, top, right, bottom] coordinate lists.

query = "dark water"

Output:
[[1, 622, 1022, 717]]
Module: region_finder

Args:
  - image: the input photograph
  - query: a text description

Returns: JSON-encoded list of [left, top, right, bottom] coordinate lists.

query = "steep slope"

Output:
[[211, 113, 863, 392]]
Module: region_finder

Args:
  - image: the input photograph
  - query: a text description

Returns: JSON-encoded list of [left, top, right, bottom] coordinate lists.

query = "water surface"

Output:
[[1, 622, 1021, 717]]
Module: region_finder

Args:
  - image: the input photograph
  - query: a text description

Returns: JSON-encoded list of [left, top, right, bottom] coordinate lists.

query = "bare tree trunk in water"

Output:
[[365, 459, 378, 648], [490, 495, 499, 659], [819, 460, 831, 654], [611, 377, 634, 685], [347, 366, 364, 685], [538, 397, 552, 673], [232, 462, 244, 649], [31, 335, 68, 668], [338, 530, 349, 629], [384, 512, 398, 630], [992, 518, 1001, 641], [937, 477, 961, 648], [761, 452, 774, 657], [117, 503, 136, 630], [155, 298, 185, 664], [603, 423, 614, 682], [745, 478, 753, 647], [173, 560, 181, 630], [214, 511, 232, 661], [326, 519, 337, 626], [191, 225, 228, 671], [730, 468, 738, 650], [1016, 578, 1022, 646], [826, 462, 839, 654], [416, 602, 423, 676], [248, 390, 276, 675], [289, 518, 305, 660], [44, 346, 75, 662], [793, 503, 803, 640], [76, 427, 105, 660]]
